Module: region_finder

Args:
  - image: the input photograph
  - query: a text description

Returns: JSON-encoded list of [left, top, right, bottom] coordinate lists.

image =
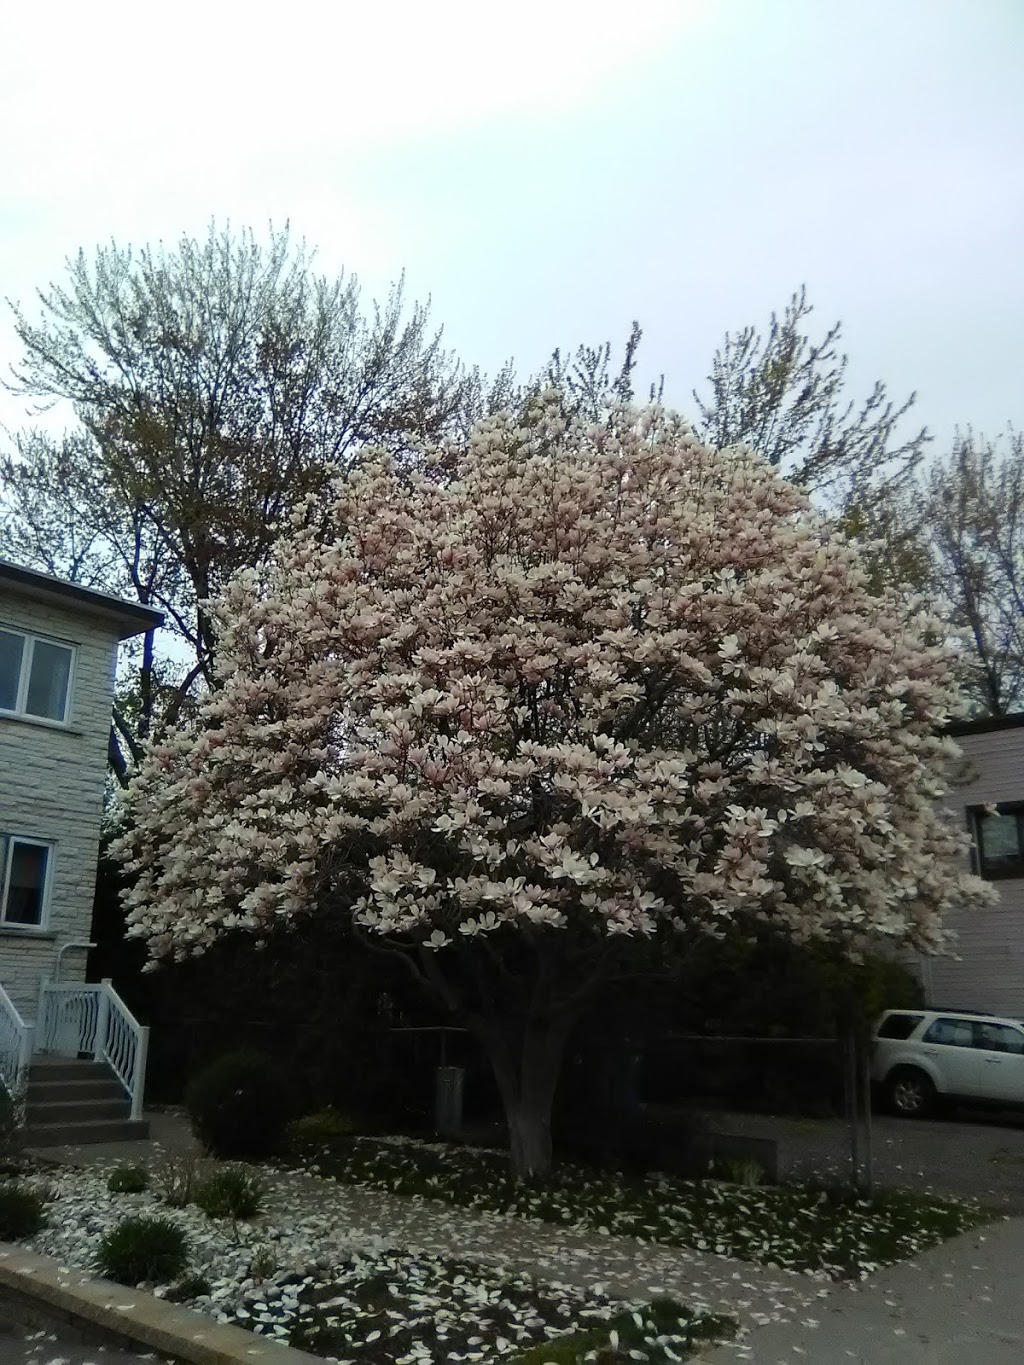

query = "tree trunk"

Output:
[[478, 1014, 574, 1180], [506, 1092, 556, 1179]]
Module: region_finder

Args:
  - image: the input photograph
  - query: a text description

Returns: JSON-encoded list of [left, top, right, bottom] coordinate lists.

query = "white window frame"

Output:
[[0, 625, 76, 726], [0, 835, 54, 931]]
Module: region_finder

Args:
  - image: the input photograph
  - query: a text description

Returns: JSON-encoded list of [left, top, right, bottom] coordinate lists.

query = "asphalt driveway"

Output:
[[699, 1103, 1024, 1209]]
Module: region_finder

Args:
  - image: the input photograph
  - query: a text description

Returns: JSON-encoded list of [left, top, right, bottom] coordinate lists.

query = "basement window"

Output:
[[0, 837, 52, 928]]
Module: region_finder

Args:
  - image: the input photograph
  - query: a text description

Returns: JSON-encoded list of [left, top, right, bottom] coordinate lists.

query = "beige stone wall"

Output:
[[0, 588, 122, 1019]]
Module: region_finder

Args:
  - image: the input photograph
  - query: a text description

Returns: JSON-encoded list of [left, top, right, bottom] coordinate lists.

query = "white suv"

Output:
[[872, 1009, 1024, 1117]]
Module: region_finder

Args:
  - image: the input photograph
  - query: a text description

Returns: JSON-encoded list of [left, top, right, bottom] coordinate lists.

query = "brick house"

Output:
[[0, 558, 163, 1139], [918, 713, 1024, 1017]]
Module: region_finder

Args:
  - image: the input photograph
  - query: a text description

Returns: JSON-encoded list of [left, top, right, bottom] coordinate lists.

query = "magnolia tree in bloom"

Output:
[[114, 395, 990, 1176]]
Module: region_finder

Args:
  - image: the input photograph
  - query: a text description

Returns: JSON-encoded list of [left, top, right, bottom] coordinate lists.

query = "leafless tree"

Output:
[[921, 429, 1024, 717], [691, 286, 930, 508], [2, 224, 479, 781]]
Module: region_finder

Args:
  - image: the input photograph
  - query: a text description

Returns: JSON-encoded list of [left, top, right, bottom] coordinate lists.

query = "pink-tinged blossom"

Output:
[[114, 396, 992, 968]]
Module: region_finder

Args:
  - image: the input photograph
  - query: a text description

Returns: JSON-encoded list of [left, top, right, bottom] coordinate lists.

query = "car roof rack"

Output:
[[927, 1007, 1002, 1018]]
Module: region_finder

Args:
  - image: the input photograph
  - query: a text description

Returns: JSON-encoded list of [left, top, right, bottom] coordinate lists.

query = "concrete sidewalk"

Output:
[[693, 1216, 1023, 1364], [26, 1107, 201, 1166]]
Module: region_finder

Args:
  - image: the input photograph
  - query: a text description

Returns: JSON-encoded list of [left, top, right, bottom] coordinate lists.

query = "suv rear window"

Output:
[[923, 1017, 975, 1046], [877, 1013, 925, 1040]]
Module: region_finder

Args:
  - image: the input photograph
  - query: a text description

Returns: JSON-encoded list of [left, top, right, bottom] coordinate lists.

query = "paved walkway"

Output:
[[28, 1112, 1024, 1362], [692, 1216, 1024, 1364]]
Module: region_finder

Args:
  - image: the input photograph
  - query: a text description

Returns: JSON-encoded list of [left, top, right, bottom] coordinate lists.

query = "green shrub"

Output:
[[0, 1086, 23, 1163], [164, 1272, 212, 1302], [287, 1108, 355, 1146], [107, 1166, 149, 1194], [249, 1245, 278, 1280], [152, 1152, 200, 1208], [713, 1157, 766, 1187], [193, 1166, 264, 1219], [185, 1051, 291, 1158], [96, 1216, 189, 1285], [0, 1184, 46, 1239]]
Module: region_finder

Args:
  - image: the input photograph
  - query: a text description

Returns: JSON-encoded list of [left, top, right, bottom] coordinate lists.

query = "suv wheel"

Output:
[[887, 1067, 935, 1118]]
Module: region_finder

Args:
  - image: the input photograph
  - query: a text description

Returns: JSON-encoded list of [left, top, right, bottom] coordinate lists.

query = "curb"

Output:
[[0, 1244, 320, 1365]]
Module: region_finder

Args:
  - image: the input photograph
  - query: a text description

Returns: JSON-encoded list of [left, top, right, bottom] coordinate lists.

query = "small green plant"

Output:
[[511, 1328, 605, 1365], [164, 1271, 212, 1302], [96, 1216, 189, 1286], [152, 1152, 200, 1208], [0, 1085, 24, 1165], [249, 1245, 278, 1280], [287, 1107, 355, 1146], [193, 1166, 264, 1220], [0, 1183, 46, 1239], [107, 1166, 149, 1194], [714, 1157, 766, 1187], [185, 1051, 291, 1158]]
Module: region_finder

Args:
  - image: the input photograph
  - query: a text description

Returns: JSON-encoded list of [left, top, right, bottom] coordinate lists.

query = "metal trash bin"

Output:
[[434, 1064, 465, 1137]]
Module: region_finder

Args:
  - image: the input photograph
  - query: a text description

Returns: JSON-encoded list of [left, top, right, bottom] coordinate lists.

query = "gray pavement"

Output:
[[0, 1305, 172, 1365], [693, 1215, 1024, 1364]]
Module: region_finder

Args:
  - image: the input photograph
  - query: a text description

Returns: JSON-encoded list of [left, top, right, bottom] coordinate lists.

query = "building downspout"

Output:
[[53, 941, 96, 983]]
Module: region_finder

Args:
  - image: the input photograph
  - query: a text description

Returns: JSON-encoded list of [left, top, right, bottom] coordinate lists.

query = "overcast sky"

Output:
[[1, 0, 1021, 450]]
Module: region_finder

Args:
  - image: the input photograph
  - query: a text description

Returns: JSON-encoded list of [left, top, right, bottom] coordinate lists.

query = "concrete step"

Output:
[[26, 1098, 130, 1126], [27, 1060, 112, 1083], [26, 1079, 126, 1105], [24, 1118, 150, 1147]]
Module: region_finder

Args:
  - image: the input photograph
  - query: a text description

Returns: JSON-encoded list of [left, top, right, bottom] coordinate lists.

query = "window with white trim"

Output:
[[0, 837, 52, 928], [0, 627, 74, 723], [969, 803, 1024, 880]]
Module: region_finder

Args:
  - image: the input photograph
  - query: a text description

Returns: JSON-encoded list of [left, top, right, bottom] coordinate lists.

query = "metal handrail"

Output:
[[37, 979, 148, 1121], [98, 978, 149, 1121], [0, 984, 32, 1098]]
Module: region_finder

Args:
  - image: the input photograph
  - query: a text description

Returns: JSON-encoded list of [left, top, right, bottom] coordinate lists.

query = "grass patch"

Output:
[[226, 1251, 731, 1364], [288, 1133, 985, 1279], [511, 1298, 733, 1365]]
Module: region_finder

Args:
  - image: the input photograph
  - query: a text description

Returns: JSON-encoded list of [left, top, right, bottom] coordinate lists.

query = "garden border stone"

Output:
[[0, 1243, 320, 1365]]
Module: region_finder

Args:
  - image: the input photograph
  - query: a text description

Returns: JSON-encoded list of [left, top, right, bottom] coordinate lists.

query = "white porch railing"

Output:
[[0, 985, 32, 1099], [36, 978, 149, 1121]]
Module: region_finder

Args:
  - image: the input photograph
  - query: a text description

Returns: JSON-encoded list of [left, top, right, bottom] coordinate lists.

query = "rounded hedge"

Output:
[[185, 1050, 291, 1158]]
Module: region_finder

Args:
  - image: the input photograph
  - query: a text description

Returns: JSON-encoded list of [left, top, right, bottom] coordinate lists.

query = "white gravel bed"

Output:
[[17, 1164, 729, 1365]]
